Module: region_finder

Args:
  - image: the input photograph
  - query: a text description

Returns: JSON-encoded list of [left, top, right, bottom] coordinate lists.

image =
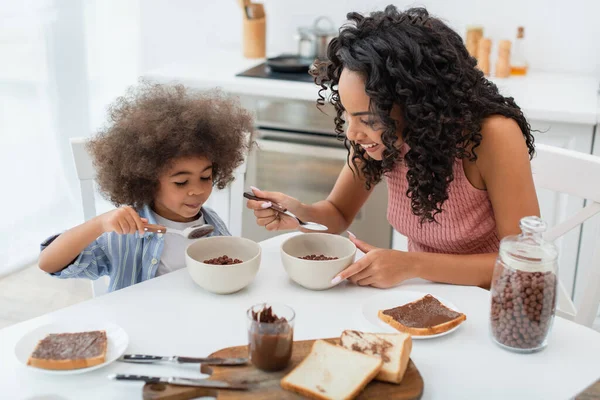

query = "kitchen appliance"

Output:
[[238, 94, 392, 249], [297, 16, 337, 60], [265, 54, 314, 74], [236, 62, 314, 82]]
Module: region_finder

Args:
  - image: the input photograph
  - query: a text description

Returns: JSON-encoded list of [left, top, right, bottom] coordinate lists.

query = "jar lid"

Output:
[[499, 216, 558, 271]]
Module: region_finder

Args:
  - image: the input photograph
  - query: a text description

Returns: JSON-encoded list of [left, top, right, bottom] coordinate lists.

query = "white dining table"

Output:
[[2, 232, 600, 400]]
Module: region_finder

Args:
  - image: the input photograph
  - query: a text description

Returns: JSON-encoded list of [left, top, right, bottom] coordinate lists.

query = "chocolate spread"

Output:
[[30, 331, 107, 360], [345, 331, 392, 362], [382, 295, 463, 328], [248, 307, 293, 371]]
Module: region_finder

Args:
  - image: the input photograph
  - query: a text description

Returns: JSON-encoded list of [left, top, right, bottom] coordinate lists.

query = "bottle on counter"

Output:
[[476, 38, 492, 76], [495, 40, 512, 78], [465, 25, 484, 59], [510, 26, 528, 76], [489, 216, 558, 353]]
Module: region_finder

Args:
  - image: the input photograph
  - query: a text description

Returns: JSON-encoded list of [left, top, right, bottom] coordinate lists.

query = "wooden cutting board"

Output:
[[142, 338, 424, 400]]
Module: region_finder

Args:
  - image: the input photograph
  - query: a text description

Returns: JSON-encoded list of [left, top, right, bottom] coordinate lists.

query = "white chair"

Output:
[[532, 143, 600, 327], [69, 137, 248, 296]]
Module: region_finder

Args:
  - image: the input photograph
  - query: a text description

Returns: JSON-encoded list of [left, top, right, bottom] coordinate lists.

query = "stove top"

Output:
[[236, 63, 315, 83]]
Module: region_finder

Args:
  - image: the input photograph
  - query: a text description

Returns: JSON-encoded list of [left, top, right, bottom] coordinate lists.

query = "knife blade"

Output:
[[119, 354, 248, 366], [108, 374, 249, 390]]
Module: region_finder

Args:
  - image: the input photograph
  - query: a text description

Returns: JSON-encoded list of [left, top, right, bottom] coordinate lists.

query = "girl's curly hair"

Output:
[[88, 81, 254, 209], [313, 6, 534, 223]]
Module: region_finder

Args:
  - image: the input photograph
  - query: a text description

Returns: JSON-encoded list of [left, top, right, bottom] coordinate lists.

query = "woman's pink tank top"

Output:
[[386, 146, 499, 254]]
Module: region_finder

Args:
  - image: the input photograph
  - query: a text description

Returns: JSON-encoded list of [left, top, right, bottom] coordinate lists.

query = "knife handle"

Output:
[[121, 354, 168, 363], [176, 356, 249, 365], [110, 374, 161, 384], [176, 356, 208, 363]]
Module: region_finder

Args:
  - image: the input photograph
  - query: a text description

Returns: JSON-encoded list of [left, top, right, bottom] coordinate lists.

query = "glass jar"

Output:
[[490, 216, 558, 353], [247, 303, 295, 371]]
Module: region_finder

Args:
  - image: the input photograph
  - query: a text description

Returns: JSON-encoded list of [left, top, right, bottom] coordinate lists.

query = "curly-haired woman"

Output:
[[39, 82, 254, 291], [247, 6, 539, 289]]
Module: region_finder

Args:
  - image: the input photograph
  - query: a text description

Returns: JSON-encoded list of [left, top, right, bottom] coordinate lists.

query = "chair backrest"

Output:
[[531, 143, 600, 327], [69, 137, 248, 296], [70, 138, 107, 296]]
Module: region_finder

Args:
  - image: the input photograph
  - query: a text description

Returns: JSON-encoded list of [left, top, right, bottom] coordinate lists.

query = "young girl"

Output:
[[39, 82, 254, 292], [247, 6, 539, 289]]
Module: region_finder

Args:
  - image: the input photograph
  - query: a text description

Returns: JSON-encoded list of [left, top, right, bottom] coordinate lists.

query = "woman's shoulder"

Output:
[[473, 115, 533, 182], [477, 115, 529, 156], [481, 115, 522, 136]]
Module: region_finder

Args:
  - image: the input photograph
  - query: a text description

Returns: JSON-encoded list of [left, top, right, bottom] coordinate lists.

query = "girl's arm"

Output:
[[38, 206, 146, 273]]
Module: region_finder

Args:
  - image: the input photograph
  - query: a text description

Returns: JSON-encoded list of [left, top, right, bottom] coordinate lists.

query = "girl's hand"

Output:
[[245, 187, 302, 231], [332, 233, 419, 288], [99, 206, 147, 235]]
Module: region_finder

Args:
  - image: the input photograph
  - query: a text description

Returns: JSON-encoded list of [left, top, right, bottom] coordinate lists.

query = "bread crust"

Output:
[[378, 296, 466, 336], [27, 353, 106, 370], [340, 331, 412, 384], [280, 340, 382, 400], [27, 331, 107, 370]]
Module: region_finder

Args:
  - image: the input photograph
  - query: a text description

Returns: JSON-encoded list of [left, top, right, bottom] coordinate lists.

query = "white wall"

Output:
[[139, 0, 600, 76]]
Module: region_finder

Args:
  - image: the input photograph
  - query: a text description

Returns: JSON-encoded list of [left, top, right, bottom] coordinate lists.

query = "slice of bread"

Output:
[[340, 330, 412, 384], [27, 330, 107, 370], [378, 294, 466, 336], [281, 340, 382, 400]]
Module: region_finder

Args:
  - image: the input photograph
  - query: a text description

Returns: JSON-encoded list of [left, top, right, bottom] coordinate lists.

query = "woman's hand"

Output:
[[100, 206, 147, 235], [332, 233, 419, 288], [245, 187, 303, 231]]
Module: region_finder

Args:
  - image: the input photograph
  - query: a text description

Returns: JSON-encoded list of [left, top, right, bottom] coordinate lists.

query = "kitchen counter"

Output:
[[144, 49, 600, 125], [144, 50, 320, 104]]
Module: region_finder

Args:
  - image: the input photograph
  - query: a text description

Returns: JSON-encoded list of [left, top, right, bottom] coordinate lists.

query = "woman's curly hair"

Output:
[[313, 5, 535, 223], [88, 81, 254, 209]]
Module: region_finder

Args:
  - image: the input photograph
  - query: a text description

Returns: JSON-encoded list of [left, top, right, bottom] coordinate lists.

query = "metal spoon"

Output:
[[243, 191, 328, 231], [143, 223, 214, 239]]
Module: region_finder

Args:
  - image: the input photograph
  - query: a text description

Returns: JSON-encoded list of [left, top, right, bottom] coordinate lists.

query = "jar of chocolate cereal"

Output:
[[490, 216, 558, 353]]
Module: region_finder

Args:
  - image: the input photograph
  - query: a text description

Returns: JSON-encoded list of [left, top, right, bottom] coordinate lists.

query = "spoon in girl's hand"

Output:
[[143, 223, 214, 239], [243, 191, 328, 231]]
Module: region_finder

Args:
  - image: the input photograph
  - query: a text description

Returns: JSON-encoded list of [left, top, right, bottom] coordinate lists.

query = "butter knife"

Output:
[[119, 354, 248, 366], [108, 374, 249, 390]]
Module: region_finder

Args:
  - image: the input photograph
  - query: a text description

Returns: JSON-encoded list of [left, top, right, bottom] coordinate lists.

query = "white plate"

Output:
[[14, 320, 129, 374], [360, 290, 464, 339]]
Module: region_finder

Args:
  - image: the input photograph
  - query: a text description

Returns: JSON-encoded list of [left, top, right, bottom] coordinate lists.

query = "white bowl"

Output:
[[186, 236, 261, 294], [280, 233, 356, 290]]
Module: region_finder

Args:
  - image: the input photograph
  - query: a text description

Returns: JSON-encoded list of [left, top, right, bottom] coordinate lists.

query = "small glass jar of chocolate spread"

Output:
[[490, 216, 558, 353], [247, 303, 295, 372]]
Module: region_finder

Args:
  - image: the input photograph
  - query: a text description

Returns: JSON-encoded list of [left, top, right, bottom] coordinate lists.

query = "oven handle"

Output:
[[255, 137, 348, 161]]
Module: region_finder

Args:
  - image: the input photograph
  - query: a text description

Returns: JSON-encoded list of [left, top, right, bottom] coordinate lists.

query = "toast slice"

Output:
[[27, 330, 107, 370], [378, 294, 466, 336], [280, 339, 382, 400], [340, 330, 412, 384]]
